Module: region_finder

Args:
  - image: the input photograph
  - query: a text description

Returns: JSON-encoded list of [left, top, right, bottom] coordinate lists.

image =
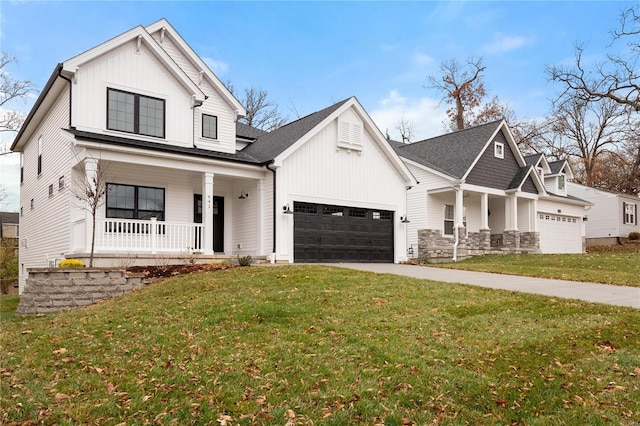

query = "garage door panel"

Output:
[[538, 213, 582, 253], [294, 202, 394, 263]]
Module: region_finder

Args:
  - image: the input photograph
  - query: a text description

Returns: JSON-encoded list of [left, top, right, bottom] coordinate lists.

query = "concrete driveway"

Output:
[[329, 263, 640, 309]]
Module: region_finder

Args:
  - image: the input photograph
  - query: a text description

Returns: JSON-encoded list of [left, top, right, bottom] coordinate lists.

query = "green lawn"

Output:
[[1, 265, 639, 425], [427, 249, 640, 287]]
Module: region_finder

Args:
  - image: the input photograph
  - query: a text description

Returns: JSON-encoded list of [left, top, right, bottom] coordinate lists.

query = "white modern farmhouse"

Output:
[[393, 120, 591, 262], [11, 19, 416, 292]]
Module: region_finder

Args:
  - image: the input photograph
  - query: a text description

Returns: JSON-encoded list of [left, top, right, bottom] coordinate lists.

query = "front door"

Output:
[[194, 194, 225, 253]]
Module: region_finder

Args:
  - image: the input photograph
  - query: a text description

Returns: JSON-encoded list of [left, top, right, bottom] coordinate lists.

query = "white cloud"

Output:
[[370, 90, 447, 142], [202, 57, 229, 76], [481, 33, 533, 55], [413, 53, 433, 65]]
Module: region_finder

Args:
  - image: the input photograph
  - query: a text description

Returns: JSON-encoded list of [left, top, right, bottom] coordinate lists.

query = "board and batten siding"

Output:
[[72, 40, 194, 147], [152, 34, 238, 154], [18, 90, 73, 293], [277, 112, 408, 262]]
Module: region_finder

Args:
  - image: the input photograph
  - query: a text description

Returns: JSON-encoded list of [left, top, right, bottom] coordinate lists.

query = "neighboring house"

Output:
[[567, 182, 640, 245], [10, 19, 416, 293], [393, 120, 590, 262], [0, 212, 19, 240]]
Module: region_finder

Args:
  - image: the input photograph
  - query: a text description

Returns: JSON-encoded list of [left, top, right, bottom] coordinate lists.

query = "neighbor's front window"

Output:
[[106, 183, 165, 220], [444, 204, 454, 235], [107, 88, 165, 138], [625, 203, 637, 225]]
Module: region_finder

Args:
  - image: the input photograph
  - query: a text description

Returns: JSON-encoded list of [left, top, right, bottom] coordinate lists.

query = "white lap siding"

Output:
[[18, 90, 73, 293]]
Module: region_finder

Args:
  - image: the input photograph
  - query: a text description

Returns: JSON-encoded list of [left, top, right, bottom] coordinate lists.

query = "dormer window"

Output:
[[494, 141, 504, 159], [107, 88, 165, 138], [537, 167, 543, 178], [558, 175, 565, 191]]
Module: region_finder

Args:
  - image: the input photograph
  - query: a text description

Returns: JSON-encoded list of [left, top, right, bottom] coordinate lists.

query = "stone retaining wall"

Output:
[[17, 268, 150, 315]]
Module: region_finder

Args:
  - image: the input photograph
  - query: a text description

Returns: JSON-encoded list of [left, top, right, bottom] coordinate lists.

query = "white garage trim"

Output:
[[538, 213, 583, 253]]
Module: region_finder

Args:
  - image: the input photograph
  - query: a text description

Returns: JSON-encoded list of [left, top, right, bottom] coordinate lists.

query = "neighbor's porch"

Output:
[[67, 157, 271, 266], [418, 186, 540, 262]]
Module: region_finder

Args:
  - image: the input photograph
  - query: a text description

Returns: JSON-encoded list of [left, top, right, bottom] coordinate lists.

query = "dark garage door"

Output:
[[293, 202, 394, 263]]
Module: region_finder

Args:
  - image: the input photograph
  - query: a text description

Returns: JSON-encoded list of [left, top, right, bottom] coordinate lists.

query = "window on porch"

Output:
[[106, 183, 165, 220], [444, 204, 454, 235]]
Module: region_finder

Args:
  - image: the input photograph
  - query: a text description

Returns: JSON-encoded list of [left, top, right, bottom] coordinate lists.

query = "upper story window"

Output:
[[106, 183, 165, 220], [20, 153, 24, 183], [494, 141, 504, 159], [202, 114, 218, 139], [107, 88, 165, 138], [624, 202, 637, 225]]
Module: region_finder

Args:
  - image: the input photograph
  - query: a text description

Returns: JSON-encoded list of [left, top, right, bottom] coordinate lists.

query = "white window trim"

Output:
[[624, 202, 637, 225], [494, 141, 504, 159], [558, 175, 565, 191]]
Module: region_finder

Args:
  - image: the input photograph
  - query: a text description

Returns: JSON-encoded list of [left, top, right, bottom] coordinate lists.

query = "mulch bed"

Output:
[[126, 263, 236, 279]]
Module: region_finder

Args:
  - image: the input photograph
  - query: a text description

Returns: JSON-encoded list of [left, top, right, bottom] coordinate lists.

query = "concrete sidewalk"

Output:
[[330, 263, 640, 309]]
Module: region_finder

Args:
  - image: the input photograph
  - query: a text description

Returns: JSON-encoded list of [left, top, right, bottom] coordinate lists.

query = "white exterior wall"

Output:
[[538, 198, 585, 219], [71, 40, 195, 148], [18, 90, 73, 293], [403, 162, 453, 252], [151, 35, 238, 154], [276, 111, 409, 263]]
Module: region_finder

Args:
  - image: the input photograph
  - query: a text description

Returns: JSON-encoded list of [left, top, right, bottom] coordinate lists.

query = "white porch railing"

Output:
[[95, 218, 203, 254]]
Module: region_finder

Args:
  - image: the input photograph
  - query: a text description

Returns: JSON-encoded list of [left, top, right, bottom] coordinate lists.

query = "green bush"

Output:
[[58, 259, 86, 268], [237, 255, 253, 267], [629, 231, 640, 241]]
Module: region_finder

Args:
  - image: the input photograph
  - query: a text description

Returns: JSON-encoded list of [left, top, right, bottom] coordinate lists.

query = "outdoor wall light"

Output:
[[238, 191, 249, 200], [401, 215, 410, 223], [283, 204, 293, 214]]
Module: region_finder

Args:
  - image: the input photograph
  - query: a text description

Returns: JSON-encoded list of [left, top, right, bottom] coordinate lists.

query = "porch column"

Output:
[[84, 158, 98, 254], [202, 172, 214, 255], [455, 188, 464, 228], [480, 192, 489, 230], [531, 199, 538, 232], [505, 195, 518, 231]]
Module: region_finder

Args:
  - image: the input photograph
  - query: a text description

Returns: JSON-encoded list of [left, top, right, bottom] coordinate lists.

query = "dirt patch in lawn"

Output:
[[127, 263, 237, 279]]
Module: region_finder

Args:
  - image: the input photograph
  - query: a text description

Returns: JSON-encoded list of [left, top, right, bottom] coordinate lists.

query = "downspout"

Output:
[[57, 68, 73, 128], [266, 161, 277, 263]]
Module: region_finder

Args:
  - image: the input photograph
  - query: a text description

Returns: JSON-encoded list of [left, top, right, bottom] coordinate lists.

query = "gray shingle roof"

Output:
[[393, 120, 503, 178], [236, 122, 266, 140], [524, 153, 543, 167], [548, 160, 567, 174], [241, 98, 350, 163], [0, 212, 19, 224], [508, 166, 534, 190]]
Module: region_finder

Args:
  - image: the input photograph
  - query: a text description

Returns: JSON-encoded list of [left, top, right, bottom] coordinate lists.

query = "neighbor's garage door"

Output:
[[538, 213, 583, 253], [293, 202, 394, 262]]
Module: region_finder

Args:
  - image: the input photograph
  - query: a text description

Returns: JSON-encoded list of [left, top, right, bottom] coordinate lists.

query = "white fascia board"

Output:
[[459, 183, 505, 197], [539, 194, 592, 207], [62, 25, 205, 103], [145, 19, 246, 116], [73, 140, 265, 179]]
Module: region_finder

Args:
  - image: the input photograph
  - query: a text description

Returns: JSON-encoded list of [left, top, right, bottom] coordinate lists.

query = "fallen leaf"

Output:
[[143, 395, 152, 402], [55, 393, 70, 400], [21, 330, 32, 335], [53, 348, 67, 355], [286, 409, 296, 419]]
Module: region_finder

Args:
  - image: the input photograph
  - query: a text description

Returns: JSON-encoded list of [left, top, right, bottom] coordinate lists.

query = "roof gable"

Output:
[[144, 19, 245, 116], [62, 23, 205, 104], [548, 159, 575, 179]]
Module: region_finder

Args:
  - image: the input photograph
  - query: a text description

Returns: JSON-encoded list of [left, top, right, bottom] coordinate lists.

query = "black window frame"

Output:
[[106, 183, 166, 221], [107, 88, 166, 138], [202, 114, 218, 139]]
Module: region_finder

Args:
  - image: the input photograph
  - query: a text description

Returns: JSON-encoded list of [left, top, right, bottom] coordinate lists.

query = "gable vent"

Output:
[[338, 120, 363, 152]]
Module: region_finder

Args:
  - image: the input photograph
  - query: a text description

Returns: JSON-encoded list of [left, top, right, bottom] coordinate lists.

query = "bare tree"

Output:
[[72, 160, 110, 267], [395, 113, 415, 143], [426, 57, 486, 131], [226, 82, 287, 131], [546, 96, 630, 186], [547, 5, 640, 112], [1, 52, 35, 153]]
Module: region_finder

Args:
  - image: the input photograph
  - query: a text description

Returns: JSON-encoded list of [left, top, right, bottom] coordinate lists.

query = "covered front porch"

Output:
[[418, 185, 540, 263], [68, 152, 271, 267]]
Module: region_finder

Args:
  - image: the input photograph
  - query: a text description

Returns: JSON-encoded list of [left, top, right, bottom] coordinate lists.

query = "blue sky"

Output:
[[0, 0, 633, 211]]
